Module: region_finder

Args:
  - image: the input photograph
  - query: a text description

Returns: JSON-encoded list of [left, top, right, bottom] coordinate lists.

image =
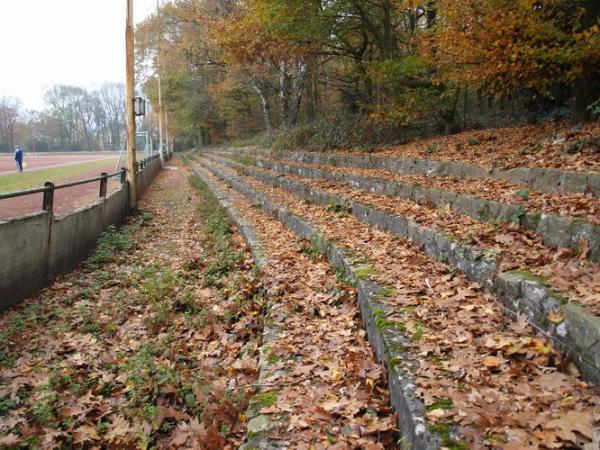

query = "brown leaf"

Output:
[[169, 428, 189, 447], [72, 424, 100, 444], [545, 411, 594, 443], [482, 356, 502, 368], [158, 406, 189, 422]]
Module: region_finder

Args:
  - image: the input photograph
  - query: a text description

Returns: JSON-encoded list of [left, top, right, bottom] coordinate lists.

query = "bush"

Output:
[[266, 115, 420, 152]]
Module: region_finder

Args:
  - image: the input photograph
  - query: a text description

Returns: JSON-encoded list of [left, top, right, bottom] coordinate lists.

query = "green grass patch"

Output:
[[376, 287, 397, 297], [225, 134, 267, 148], [426, 399, 453, 411], [0, 158, 118, 194], [231, 155, 257, 166], [86, 225, 133, 270], [253, 391, 278, 408], [188, 175, 243, 287]]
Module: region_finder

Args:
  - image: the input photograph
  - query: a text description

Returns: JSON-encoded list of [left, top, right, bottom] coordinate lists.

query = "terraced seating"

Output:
[[191, 149, 600, 450], [224, 147, 600, 196], [215, 149, 600, 262]]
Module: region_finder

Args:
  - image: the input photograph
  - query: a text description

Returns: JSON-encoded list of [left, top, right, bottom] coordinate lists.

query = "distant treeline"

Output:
[[0, 84, 126, 153]]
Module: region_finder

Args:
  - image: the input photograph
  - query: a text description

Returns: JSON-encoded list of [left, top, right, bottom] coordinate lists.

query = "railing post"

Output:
[[42, 182, 54, 212], [99, 172, 108, 198], [120, 167, 127, 183]]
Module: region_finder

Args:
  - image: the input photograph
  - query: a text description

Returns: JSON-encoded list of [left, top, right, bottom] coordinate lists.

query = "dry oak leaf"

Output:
[[482, 356, 503, 368], [425, 408, 447, 421], [169, 428, 190, 447], [545, 411, 594, 443], [104, 414, 133, 442], [72, 424, 100, 444]]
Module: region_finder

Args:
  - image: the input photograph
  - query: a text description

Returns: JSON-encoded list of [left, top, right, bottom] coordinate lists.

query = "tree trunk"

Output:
[[570, 0, 600, 123], [279, 60, 306, 128], [252, 80, 273, 135], [571, 77, 598, 124]]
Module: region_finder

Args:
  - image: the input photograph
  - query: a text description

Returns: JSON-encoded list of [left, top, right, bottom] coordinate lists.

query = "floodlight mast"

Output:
[[126, 0, 138, 208]]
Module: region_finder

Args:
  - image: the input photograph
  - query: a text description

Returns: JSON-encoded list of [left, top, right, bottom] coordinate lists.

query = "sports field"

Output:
[[0, 153, 123, 220]]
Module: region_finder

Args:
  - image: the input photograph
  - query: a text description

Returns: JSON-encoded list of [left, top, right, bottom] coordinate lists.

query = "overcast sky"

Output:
[[0, 0, 159, 110]]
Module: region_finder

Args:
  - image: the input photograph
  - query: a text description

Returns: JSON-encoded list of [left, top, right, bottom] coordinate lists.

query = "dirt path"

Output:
[[0, 159, 265, 448]]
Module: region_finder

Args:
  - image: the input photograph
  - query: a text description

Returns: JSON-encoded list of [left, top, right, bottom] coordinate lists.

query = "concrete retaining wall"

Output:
[[0, 160, 162, 311], [0, 212, 52, 310]]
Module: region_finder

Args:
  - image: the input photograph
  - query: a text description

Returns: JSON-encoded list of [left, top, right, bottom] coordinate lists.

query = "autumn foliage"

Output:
[[136, 0, 599, 146], [429, 1, 600, 117]]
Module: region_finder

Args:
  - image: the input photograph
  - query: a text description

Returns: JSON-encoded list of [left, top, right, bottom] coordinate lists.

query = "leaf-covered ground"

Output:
[[198, 156, 600, 449], [225, 161, 600, 316], [251, 156, 600, 225], [0, 158, 397, 449], [0, 162, 265, 448], [378, 120, 600, 172]]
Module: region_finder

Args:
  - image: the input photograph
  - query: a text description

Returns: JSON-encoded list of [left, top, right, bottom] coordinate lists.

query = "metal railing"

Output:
[[0, 154, 165, 213], [0, 169, 127, 213]]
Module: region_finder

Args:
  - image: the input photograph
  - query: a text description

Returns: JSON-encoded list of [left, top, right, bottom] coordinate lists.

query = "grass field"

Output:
[[0, 158, 119, 194]]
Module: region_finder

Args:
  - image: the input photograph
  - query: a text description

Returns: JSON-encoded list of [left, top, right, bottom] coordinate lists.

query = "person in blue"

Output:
[[14, 146, 23, 173]]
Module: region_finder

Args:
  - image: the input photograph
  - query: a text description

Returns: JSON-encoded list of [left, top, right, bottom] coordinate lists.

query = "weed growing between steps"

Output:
[[189, 175, 244, 287], [0, 161, 264, 448]]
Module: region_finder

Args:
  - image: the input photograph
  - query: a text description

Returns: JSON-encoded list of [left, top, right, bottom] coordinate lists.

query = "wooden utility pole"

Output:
[[156, 0, 165, 167], [126, 0, 138, 208], [165, 110, 170, 156]]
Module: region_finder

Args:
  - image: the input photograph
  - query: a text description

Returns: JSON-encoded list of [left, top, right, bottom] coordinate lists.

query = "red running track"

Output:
[[0, 153, 119, 175]]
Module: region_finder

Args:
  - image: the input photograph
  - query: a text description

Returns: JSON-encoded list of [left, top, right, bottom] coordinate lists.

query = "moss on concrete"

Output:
[[253, 392, 278, 408], [428, 423, 468, 450], [355, 265, 375, 280], [375, 318, 406, 332], [506, 269, 548, 285]]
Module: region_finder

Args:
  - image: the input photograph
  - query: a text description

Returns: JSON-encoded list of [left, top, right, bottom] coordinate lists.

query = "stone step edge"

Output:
[[207, 154, 600, 384], [227, 154, 599, 263], [195, 158, 454, 450], [205, 153, 499, 287], [188, 164, 288, 450], [214, 146, 600, 200]]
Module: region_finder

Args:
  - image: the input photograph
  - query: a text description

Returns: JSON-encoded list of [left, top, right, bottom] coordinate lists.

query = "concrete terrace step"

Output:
[[193, 154, 600, 449], [204, 152, 600, 384], [220, 147, 600, 198], [191, 160, 454, 450], [187, 164, 285, 449], [221, 153, 600, 263], [186, 158, 400, 449]]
